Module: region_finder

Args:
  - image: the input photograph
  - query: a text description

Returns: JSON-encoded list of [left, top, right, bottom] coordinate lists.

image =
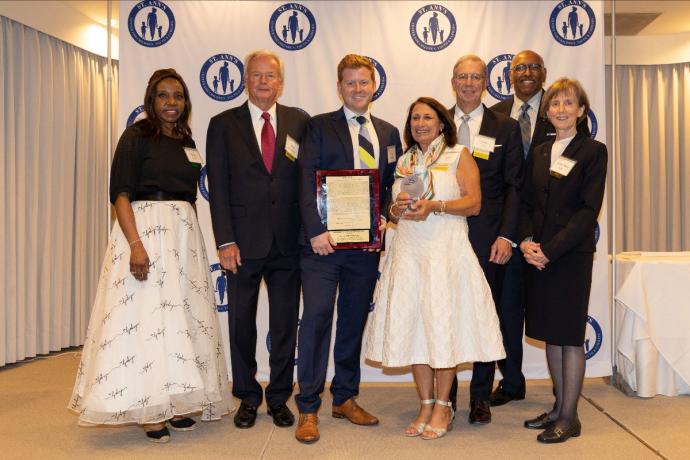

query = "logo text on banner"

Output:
[[550, 0, 596, 46], [409, 4, 457, 52], [200, 54, 245, 102], [269, 3, 317, 50], [365, 56, 387, 102], [486, 54, 515, 101], [127, 1, 176, 47]]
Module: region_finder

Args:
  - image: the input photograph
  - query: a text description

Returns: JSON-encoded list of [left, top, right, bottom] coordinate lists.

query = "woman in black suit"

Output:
[[519, 78, 607, 443]]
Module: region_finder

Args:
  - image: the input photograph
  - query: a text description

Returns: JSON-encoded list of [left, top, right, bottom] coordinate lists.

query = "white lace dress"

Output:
[[366, 145, 505, 368], [68, 200, 233, 425]]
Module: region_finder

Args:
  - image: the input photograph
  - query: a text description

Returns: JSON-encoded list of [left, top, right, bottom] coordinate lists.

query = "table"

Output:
[[615, 252, 690, 397]]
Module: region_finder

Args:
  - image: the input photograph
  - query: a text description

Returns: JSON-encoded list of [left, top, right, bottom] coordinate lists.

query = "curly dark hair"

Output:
[[403, 97, 457, 149], [137, 68, 192, 139]]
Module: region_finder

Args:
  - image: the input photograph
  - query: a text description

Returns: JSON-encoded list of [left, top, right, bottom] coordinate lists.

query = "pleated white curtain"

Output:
[[606, 62, 690, 252], [0, 15, 118, 366]]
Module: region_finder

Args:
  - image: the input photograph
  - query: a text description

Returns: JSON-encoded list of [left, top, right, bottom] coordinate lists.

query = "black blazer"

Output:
[[298, 107, 403, 244], [491, 91, 590, 160], [519, 132, 607, 262], [206, 101, 310, 259], [449, 104, 524, 257]]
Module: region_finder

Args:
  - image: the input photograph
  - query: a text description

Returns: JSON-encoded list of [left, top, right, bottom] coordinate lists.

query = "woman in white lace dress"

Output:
[[68, 69, 232, 443], [366, 97, 504, 440]]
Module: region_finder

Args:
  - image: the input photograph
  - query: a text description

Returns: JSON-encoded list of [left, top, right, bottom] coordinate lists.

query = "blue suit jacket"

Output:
[[298, 107, 403, 245]]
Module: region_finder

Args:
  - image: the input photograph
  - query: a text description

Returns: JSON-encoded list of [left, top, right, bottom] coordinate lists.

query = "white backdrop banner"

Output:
[[118, 0, 610, 382]]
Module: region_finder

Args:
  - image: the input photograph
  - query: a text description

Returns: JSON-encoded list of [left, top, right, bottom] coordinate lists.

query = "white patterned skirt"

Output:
[[68, 200, 233, 426]]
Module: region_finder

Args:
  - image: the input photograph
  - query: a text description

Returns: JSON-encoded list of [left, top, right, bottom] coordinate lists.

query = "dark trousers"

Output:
[[295, 249, 379, 414], [227, 240, 300, 408], [494, 248, 526, 396]]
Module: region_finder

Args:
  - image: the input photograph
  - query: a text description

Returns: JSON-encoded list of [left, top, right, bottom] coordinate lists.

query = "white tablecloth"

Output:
[[615, 252, 690, 397]]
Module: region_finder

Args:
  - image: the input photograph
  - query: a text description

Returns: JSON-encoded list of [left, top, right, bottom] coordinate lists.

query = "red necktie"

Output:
[[261, 112, 275, 173]]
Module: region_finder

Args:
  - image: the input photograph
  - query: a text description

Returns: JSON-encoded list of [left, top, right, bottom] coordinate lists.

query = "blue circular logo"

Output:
[[486, 54, 515, 101], [126, 105, 146, 127], [210, 263, 228, 312], [127, 1, 175, 47], [200, 54, 244, 102], [550, 1, 596, 46], [199, 165, 210, 201], [587, 109, 598, 139], [365, 56, 387, 102], [410, 4, 457, 52], [584, 315, 603, 360], [269, 3, 316, 51], [594, 221, 600, 244]]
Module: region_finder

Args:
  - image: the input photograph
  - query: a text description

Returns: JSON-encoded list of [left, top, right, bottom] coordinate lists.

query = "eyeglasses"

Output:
[[454, 73, 484, 81], [248, 72, 279, 82], [512, 63, 543, 73]]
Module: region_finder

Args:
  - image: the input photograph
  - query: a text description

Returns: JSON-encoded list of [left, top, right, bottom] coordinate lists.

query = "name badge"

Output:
[[183, 147, 203, 167], [285, 134, 299, 161], [387, 145, 397, 164], [430, 152, 459, 172], [472, 135, 496, 161], [550, 156, 577, 178]]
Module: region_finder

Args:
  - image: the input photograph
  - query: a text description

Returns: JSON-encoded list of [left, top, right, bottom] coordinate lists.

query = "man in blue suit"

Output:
[[294, 54, 403, 444]]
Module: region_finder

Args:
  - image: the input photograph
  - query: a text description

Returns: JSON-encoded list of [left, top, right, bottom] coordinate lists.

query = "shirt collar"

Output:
[[343, 106, 371, 124], [248, 100, 277, 122], [455, 103, 484, 120]]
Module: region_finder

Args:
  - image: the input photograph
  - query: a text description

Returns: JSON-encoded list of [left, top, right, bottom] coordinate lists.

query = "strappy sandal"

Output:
[[405, 398, 435, 437], [421, 400, 454, 440]]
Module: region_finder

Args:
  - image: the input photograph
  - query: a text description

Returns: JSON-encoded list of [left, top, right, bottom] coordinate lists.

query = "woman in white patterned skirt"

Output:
[[366, 97, 504, 440], [68, 69, 232, 443]]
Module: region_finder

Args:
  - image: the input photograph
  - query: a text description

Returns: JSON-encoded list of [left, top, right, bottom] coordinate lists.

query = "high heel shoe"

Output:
[[405, 398, 435, 437], [421, 400, 454, 440]]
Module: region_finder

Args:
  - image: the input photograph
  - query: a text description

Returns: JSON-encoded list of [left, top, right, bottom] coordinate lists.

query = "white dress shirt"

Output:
[[343, 106, 380, 169], [454, 103, 484, 151], [509, 91, 542, 138], [247, 100, 277, 148]]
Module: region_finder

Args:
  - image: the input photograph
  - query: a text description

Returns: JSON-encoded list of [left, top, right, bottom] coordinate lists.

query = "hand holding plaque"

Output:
[[400, 174, 425, 211], [316, 169, 381, 249]]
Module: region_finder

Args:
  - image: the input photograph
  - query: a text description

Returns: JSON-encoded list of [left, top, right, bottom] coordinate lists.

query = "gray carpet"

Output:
[[1, 351, 688, 459]]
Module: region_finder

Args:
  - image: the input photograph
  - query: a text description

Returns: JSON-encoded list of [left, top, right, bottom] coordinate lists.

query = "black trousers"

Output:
[[227, 240, 300, 408]]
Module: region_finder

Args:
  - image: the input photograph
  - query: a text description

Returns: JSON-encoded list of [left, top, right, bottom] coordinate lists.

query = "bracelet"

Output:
[[389, 203, 402, 220], [433, 200, 446, 215], [129, 238, 141, 247]]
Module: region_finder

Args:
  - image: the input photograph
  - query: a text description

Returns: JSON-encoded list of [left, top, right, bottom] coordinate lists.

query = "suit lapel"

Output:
[[332, 108, 354, 168], [236, 102, 266, 172], [478, 104, 498, 138], [272, 103, 290, 174], [371, 116, 390, 171]]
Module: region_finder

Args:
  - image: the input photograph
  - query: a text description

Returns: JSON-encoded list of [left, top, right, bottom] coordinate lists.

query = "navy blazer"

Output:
[[206, 101, 310, 258], [298, 107, 403, 244], [520, 132, 607, 262], [449, 104, 524, 257], [491, 91, 590, 161]]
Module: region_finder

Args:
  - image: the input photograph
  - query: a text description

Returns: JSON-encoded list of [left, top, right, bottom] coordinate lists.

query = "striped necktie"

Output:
[[518, 103, 531, 158], [356, 116, 376, 169]]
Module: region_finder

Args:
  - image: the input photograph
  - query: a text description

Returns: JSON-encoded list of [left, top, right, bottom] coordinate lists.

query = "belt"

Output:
[[135, 191, 195, 203]]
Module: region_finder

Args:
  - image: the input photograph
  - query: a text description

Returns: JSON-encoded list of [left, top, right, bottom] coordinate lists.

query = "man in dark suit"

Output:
[[489, 50, 590, 407], [446, 54, 524, 425], [294, 54, 403, 444], [206, 50, 309, 430]]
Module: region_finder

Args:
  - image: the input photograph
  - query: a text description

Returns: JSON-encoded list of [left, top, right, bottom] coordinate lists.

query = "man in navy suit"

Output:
[[489, 50, 590, 407], [294, 54, 403, 444], [206, 50, 309, 430], [446, 54, 524, 424]]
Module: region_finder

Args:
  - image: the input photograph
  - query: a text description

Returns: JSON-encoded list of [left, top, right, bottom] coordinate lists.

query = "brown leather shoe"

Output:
[[332, 398, 379, 426], [295, 413, 320, 444]]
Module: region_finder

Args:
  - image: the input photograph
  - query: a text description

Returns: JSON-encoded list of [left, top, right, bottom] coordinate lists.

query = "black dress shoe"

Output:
[[489, 386, 525, 407], [267, 403, 295, 427], [469, 399, 491, 425], [234, 402, 258, 429], [537, 420, 581, 443], [524, 412, 555, 430]]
